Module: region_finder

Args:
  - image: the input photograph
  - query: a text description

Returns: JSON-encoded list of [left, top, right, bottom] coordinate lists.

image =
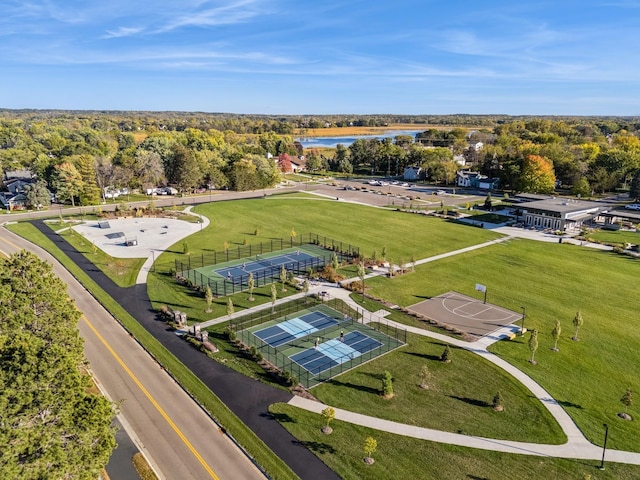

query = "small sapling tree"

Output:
[[270, 283, 277, 313], [572, 311, 584, 341], [551, 319, 561, 352], [363, 437, 378, 465], [620, 388, 633, 420], [321, 407, 336, 434], [528, 329, 539, 365], [382, 371, 394, 399], [247, 272, 255, 301], [419, 364, 432, 390], [226, 297, 234, 320], [440, 344, 451, 363], [492, 391, 504, 412], [204, 285, 213, 313], [280, 265, 287, 292]]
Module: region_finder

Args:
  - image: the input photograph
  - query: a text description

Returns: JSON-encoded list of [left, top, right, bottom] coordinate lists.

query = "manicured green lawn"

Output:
[[587, 229, 640, 246], [6, 221, 298, 480], [147, 195, 501, 322], [310, 330, 565, 444], [270, 404, 640, 480], [365, 238, 640, 451]]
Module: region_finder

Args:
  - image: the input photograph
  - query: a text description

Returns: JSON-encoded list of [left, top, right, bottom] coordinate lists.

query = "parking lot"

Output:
[[314, 180, 486, 208]]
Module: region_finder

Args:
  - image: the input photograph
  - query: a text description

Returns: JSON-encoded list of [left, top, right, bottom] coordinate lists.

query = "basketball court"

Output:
[[407, 291, 522, 339]]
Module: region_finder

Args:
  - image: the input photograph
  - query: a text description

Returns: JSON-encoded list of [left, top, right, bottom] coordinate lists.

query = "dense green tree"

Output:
[[167, 145, 202, 193], [629, 169, 640, 201], [571, 176, 591, 198], [52, 162, 84, 207], [0, 251, 116, 479], [23, 180, 51, 209]]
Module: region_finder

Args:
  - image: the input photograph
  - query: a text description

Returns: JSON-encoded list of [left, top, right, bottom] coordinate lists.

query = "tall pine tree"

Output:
[[0, 251, 116, 479]]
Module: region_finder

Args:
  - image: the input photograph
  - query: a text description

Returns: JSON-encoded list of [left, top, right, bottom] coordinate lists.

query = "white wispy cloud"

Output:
[[158, 0, 265, 32], [102, 26, 144, 39]]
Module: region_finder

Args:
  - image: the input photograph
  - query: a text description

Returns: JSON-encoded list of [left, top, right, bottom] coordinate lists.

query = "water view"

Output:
[[295, 129, 424, 148]]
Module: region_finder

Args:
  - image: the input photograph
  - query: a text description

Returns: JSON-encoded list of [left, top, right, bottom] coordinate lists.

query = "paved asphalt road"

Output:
[[0, 228, 265, 480]]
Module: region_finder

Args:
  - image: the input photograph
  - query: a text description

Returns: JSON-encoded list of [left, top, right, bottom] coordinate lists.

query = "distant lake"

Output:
[[295, 129, 424, 148]]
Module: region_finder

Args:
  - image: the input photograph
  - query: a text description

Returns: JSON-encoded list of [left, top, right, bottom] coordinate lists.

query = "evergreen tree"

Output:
[[440, 344, 451, 363], [0, 252, 116, 479]]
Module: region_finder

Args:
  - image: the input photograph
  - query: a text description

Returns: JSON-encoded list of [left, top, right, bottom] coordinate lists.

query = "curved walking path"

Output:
[[280, 283, 640, 464]]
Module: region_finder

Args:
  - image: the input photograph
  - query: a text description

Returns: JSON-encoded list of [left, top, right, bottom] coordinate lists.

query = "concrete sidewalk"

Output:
[[194, 232, 639, 465]]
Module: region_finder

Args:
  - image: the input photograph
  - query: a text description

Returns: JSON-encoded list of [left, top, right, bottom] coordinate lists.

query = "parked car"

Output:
[[624, 203, 640, 210]]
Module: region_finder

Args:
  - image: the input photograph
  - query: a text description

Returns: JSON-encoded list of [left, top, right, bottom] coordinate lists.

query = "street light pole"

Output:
[[520, 306, 526, 336], [600, 423, 609, 470]]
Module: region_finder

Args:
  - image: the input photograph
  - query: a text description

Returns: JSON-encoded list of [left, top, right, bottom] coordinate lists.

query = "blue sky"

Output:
[[2, 0, 640, 115]]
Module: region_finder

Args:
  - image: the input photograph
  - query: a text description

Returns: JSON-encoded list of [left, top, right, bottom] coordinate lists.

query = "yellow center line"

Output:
[[0, 234, 23, 254], [82, 315, 220, 480]]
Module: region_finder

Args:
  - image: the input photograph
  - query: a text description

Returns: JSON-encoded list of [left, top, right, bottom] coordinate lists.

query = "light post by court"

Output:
[[520, 306, 526, 336]]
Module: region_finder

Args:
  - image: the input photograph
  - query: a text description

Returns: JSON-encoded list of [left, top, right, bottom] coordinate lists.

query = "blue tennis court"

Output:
[[214, 251, 317, 283], [290, 331, 383, 375], [253, 311, 340, 348]]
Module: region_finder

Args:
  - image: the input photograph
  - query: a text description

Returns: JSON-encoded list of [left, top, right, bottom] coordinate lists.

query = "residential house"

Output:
[[456, 170, 482, 187], [403, 166, 422, 181]]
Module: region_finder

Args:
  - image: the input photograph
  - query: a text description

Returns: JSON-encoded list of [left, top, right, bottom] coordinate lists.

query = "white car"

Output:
[[624, 204, 640, 210], [435, 190, 446, 195]]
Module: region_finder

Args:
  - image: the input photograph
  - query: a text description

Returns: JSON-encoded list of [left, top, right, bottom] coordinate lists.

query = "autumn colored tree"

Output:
[[517, 154, 556, 194], [277, 153, 293, 173]]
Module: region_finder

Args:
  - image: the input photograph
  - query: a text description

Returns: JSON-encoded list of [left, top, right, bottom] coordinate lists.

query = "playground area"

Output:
[[231, 299, 406, 388], [407, 291, 522, 340], [70, 218, 201, 258]]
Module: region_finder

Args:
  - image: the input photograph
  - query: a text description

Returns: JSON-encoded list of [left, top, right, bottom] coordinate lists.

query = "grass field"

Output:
[[270, 403, 639, 480], [147, 196, 500, 322], [309, 329, 565, 444], [586, 229, 640, 246], [5, 222, 298, 480], [365, 238, 640, 452], [9, 196, 640, 477]]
